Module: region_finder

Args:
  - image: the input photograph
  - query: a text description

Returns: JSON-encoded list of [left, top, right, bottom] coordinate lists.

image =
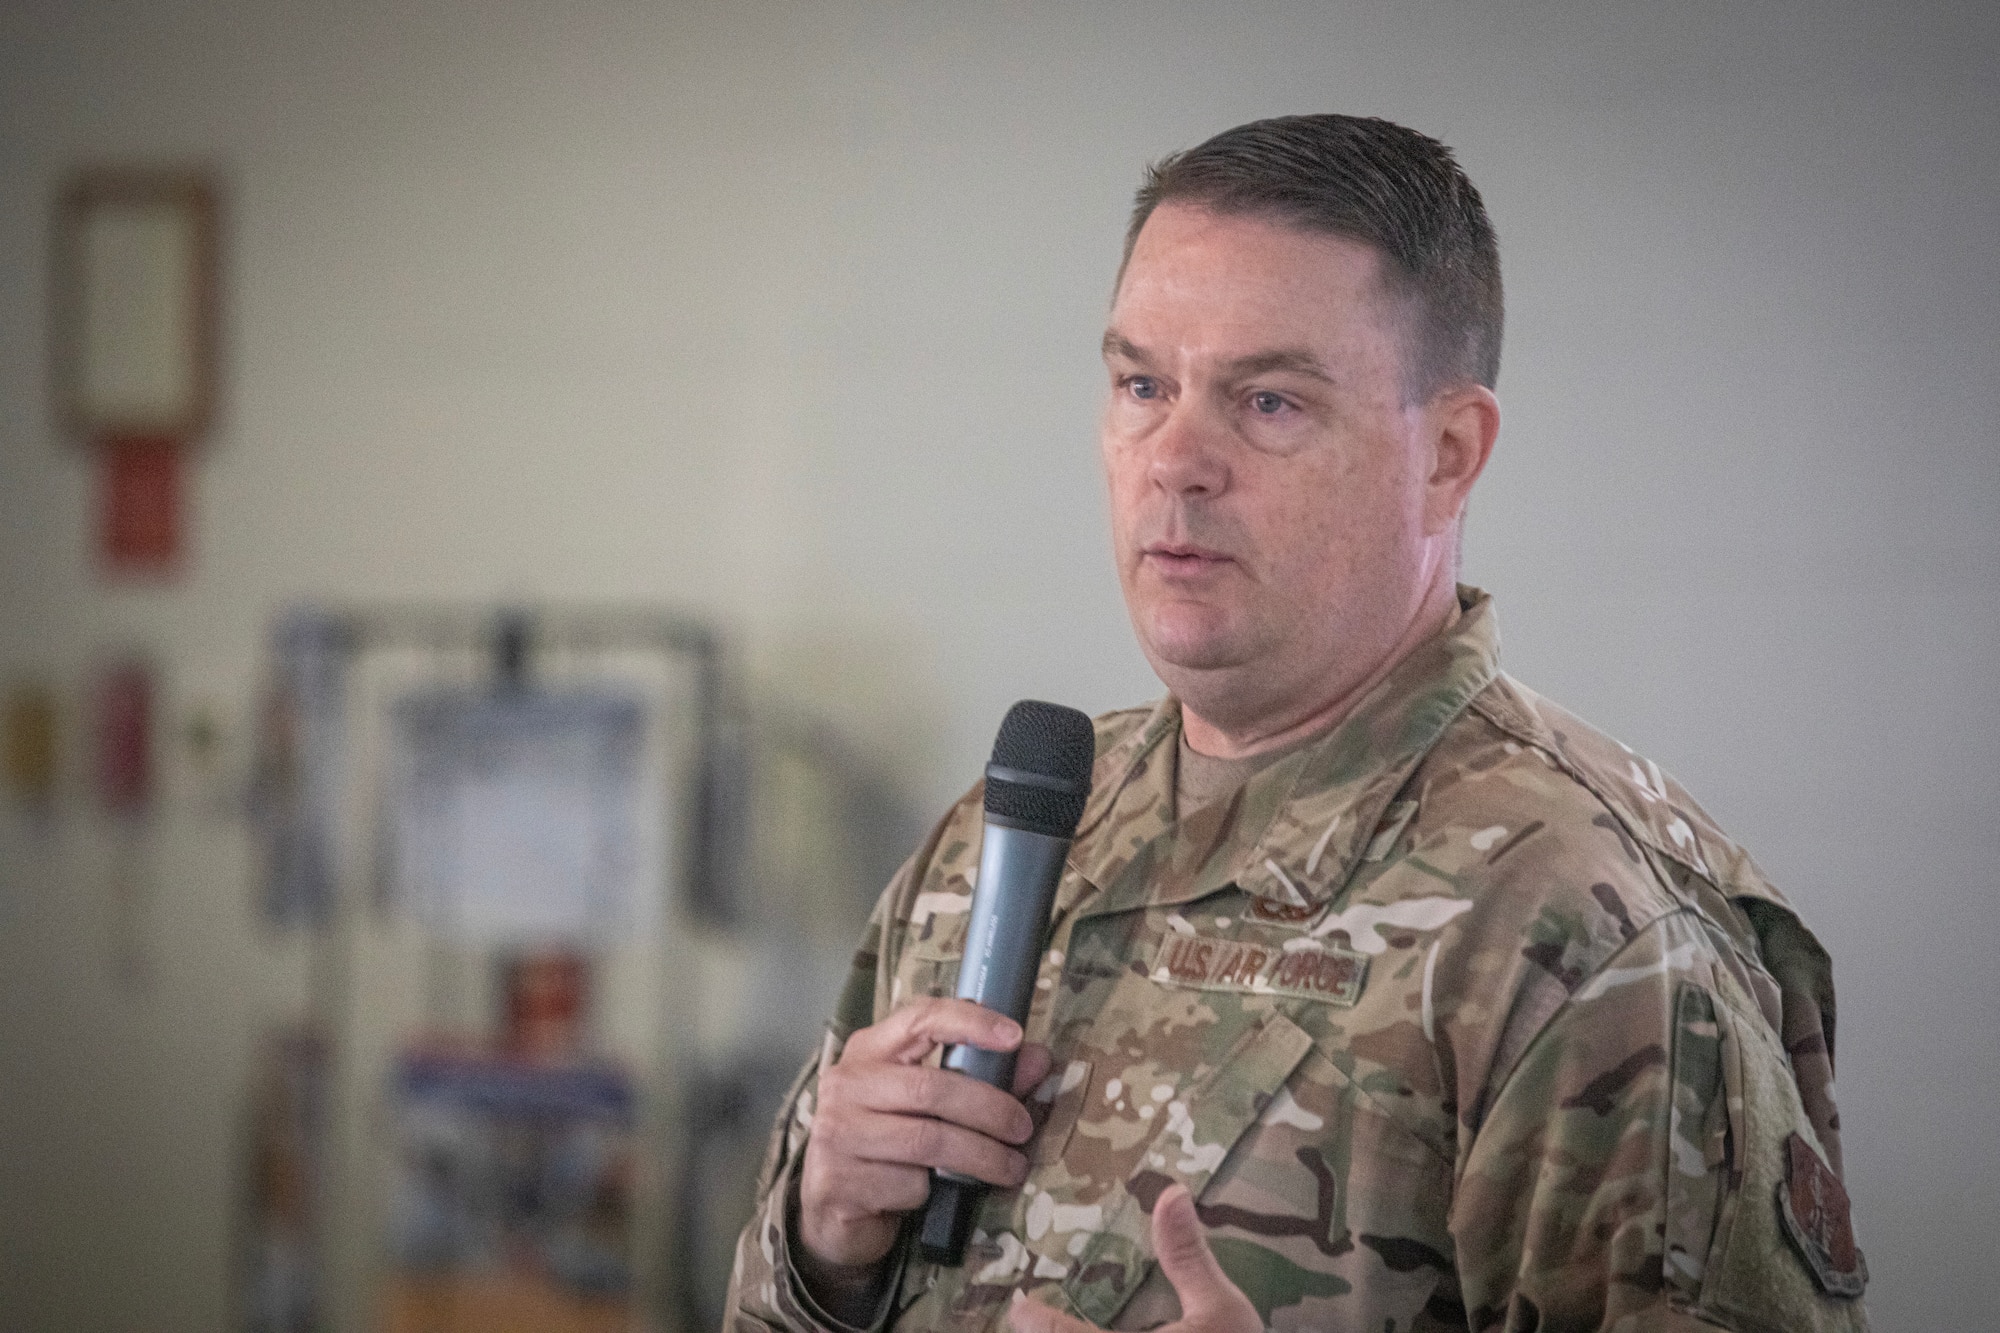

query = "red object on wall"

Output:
[[503, 952, 590, 1060], [95, 660, 154, 815], [99, 436, 183, 574]]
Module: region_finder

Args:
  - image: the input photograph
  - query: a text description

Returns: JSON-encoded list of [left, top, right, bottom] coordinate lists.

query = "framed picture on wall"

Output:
[[50, 167, 219, 443]]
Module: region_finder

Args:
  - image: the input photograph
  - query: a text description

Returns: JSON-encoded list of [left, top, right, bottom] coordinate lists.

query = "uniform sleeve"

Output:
[[720, 924, 898, 1329], [1449, 913, 1870, 1333], [722, 804, 964, 1332]]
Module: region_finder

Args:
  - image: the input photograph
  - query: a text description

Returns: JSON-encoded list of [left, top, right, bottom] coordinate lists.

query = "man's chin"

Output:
[[1130, 600, 1266, 674], [1139, 627, 1253, 676]]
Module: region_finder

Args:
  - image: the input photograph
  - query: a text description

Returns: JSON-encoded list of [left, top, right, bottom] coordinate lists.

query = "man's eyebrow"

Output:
[[1222, 349, 1337, 385], [1101, 330, 1148, 362], [1099, 333, 1337, 387]]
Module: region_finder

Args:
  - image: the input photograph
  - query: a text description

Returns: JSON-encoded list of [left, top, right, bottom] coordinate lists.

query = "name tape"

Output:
[[1150, 932, 1368, 1007]]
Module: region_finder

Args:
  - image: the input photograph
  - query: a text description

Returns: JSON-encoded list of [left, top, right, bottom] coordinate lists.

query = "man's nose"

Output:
[[1146, 399, 1229, 497]]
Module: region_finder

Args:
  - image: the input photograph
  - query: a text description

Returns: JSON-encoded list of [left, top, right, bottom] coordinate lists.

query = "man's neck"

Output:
[[1181, 581, 1462, 760]]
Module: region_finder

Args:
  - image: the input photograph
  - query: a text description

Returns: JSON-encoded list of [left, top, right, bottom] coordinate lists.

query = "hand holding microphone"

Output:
[[798, 998, 1053, 1281], [797, 701, 1094, 1293]]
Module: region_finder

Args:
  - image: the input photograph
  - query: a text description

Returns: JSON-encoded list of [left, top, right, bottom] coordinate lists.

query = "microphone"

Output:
[[918, 700, 1095, 1266]]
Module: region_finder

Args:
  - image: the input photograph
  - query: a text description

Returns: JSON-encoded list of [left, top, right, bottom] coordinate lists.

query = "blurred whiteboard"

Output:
[[385, 687, 662, 946]]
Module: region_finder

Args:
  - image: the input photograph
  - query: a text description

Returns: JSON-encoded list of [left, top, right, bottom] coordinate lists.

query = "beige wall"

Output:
[[2, 1, 1995, 1327]]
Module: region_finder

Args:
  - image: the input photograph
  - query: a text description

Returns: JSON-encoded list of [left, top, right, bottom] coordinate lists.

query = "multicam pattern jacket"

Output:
[[725, 589, 1869, 1332]]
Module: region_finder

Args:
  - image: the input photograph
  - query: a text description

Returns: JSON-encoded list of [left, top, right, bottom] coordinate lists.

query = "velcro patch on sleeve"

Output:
[[1150, 932, 1367, 1006], [1777, 1131, 1868, 1299]]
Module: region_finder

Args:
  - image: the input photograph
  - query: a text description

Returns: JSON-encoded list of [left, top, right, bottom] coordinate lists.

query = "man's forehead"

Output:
[[1107, 206, 1405, 375]]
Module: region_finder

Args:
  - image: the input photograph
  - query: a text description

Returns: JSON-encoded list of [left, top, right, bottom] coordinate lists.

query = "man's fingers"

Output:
[[1008, 1290, 1100, 1333], [828, 1060, 1036, 1145], [800, 1001, 1049, 1273], [1011, 1042, 1056, 1099], [829, 1105, 1030, 1187], [1150, 1183, 1258, 1328], [844, 996, 1023, 1065]]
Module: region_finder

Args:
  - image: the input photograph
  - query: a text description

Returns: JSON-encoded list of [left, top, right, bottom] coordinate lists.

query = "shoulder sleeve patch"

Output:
[[1778, 1131, 1868, 1299]]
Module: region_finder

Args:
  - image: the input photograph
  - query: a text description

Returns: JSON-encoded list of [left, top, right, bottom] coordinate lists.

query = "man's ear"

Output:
[[1424, 384, 1500, 536]]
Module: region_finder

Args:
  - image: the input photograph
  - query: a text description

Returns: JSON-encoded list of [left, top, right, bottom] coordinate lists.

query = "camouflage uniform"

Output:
[[724, 589, 1868, 1332]]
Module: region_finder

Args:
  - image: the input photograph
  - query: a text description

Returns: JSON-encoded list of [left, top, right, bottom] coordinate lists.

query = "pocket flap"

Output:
[[1031, 1059, 1095, 1166]]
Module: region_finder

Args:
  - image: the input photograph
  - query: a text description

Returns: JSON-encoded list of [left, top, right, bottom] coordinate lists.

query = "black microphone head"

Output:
[[984, 700, 1095, 836]]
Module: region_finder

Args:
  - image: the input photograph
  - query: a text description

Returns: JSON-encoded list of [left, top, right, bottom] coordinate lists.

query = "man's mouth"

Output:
[[1142, 543, 1231, 576]]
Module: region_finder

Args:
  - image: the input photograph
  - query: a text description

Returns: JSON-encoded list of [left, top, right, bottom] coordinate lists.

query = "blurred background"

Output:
[[1, 0, 1995, 1328]]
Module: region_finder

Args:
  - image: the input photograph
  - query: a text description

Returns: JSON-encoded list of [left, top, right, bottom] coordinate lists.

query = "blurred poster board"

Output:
[[385, 1050, 635, 1333], [384, 688, 660, 947]]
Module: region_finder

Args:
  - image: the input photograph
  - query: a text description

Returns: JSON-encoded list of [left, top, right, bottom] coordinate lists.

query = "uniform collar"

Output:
[[1072, 586, 1502, 918]]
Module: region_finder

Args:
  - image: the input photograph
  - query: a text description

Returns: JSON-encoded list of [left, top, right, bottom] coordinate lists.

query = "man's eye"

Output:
[[1249, 391, 1287, 415], [1126, 376, 1161, 401]]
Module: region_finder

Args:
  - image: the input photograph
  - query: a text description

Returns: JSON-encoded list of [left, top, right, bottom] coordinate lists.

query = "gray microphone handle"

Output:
[[941, 822, 1070, 1090]]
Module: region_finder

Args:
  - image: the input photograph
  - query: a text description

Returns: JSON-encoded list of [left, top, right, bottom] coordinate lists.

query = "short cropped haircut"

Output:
[[1123, 114, 1502, 403]]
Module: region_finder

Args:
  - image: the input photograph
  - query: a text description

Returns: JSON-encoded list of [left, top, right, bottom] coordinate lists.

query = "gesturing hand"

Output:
[[1007, 1184, 1261, 1333], [800, 996, 1054, 1271]]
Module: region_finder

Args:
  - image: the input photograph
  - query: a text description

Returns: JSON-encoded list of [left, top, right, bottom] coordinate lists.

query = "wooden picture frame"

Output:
[[50, 167, 219, 443]]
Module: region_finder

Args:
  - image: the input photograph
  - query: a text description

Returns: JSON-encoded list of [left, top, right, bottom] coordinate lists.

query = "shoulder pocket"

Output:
[[1692, 974, 1869, 1333]]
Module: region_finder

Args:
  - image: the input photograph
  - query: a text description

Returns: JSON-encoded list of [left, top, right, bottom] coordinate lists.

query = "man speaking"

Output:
[[725, 115, 1867, 1332]]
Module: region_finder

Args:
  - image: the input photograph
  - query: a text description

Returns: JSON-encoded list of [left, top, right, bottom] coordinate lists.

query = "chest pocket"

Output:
[[1088, 1039, 1457, 1332], [1056, 1012, 1315, 1325]]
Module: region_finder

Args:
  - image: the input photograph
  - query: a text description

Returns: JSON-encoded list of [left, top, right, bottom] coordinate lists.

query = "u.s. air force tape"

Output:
[[1150, 931, 1368, 1006]]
